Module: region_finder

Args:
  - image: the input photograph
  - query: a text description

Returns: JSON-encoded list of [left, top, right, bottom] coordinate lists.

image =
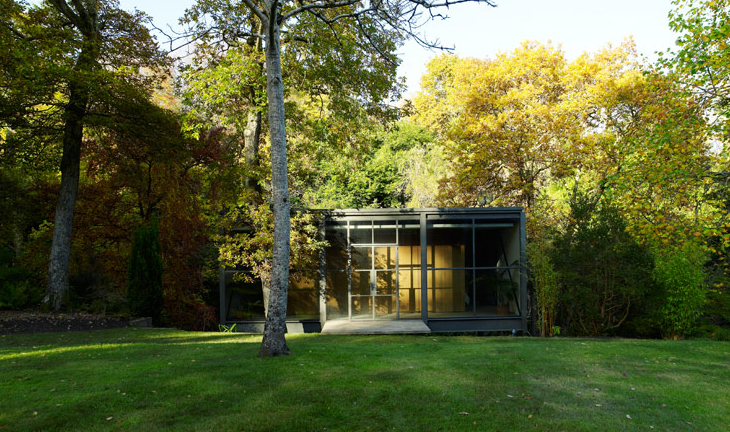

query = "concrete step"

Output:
[[321, 319, 430, 335]]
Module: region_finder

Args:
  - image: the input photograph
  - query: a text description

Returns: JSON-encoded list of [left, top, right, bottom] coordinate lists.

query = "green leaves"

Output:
[[653, 243, 707, 339], [664, 0, 730, 130]]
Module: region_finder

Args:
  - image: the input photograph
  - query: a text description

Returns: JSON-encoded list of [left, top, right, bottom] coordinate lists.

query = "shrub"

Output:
[[0, 246, 43, 310], [653, 243, 707, 339], [127, 219, 164, 324], [690, 323, 730, 341], [0, 280, 44, 310], [550, 192, 655, 336], [528, 240, 560, 337], [192, 302, 217, 331]]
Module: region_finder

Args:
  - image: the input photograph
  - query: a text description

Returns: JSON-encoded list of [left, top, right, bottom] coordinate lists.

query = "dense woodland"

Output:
[[1, 0, 730, 341]]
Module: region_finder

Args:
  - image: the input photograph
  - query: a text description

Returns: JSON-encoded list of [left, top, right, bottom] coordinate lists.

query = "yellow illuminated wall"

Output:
[[398, 244, 467, 313]]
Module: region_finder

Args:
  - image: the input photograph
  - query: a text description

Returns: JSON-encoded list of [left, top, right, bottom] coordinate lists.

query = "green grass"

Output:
[[1, 329, 729, 431]]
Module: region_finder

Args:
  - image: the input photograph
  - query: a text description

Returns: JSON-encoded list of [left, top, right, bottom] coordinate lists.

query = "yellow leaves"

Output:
[[412, 41, 652, 208]]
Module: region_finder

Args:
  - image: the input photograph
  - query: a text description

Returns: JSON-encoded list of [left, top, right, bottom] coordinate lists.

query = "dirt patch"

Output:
[[0, 310, 130, 335]]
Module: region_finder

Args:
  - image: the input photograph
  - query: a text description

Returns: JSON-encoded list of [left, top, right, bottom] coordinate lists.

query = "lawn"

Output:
[[1, 329, 728, 431]]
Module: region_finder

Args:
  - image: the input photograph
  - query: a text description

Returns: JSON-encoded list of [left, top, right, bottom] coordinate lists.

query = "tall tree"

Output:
[[413, 43, 595, 209], [184, 0, 496, 357], [664, 0, 730, 121], [1, 0, 168, 310], [78, 97, 231, 328]]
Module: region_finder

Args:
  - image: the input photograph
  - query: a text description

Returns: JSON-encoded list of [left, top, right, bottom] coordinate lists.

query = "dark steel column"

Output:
[[420, 212, 428, 323], [219, 266, 226, 325], [318, 218, 327, 327], [520, 211, 528, 333]]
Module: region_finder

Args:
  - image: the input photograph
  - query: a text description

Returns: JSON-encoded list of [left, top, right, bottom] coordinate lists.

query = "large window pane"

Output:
[[325, 223, 348, 270], [376, 270, 396, 294], [288, 272, 318, 318], [326, 272, 348, 319], [398, 245, 421, 267], [474, 222, 516, 267], [227, 277, 265, 320], [349, 221, 372, 244], [398, 270, 421, 317], [351, 296, 372, 319], [375, 296, 396, 317], [474, 269, 520, 316], [374, 246, 396, 269], [351, 247, 371, 270], [399, 221, 422, 270], [398, 222, 420, 246], [351, 271, 371, 295], [427, 269, 472, 317], [373, 220, 396, 244], [427, 220, 472, 268]]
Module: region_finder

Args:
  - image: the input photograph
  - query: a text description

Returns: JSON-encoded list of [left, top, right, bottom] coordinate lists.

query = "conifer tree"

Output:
[[127, 219, 164, 324]]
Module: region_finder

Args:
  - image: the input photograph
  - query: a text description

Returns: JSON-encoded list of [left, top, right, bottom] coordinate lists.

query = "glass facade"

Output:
[[221, 208, 525, 329], [226, 275, 265, 320], [425, 219, 522, 318]]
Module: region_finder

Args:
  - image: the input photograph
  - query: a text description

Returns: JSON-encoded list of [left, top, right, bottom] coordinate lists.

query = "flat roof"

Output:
[[230, 208, 524, 231], [312, 207, 523, 217]]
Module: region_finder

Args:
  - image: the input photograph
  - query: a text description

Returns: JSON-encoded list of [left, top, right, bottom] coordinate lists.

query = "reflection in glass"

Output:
[[351, 271, 371, 295], [326, 271, 348, 319], [350, 247, 371, 270], [227, 278, 265, 320], [349, 221, 372, 244], [325, 223, 348, 270], [376, 271, 396, 294], [373, 220, 396, 244], [374, 246, 396, 269], [288, 272, 318, 318], [375, 296, 396, 317], [351, 296, 373, 319], [427, 269, 472, 318]]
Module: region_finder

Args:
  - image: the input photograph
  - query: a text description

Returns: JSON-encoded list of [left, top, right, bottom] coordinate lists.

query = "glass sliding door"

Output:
[[373, 242, 396, 318], [348, 220, 399, 320], [323, 218, 419, 320], [350, 267, 372, 319]]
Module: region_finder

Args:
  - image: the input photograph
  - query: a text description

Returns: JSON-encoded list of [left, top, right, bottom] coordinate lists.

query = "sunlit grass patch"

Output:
[[1, 329, 729, 431]]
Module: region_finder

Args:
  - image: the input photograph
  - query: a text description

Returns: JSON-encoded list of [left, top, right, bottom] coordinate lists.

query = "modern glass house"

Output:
[[220, 207, 527, 333]]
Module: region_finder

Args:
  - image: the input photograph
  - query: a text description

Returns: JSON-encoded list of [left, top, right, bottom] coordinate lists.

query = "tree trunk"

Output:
[[259, 5, 290, 357], [44, 0, 99, 311], [244, 18, 263, 195], [243, 110, 262, 192], [44, 80, 89, 311], [261, 275, 271, 317]]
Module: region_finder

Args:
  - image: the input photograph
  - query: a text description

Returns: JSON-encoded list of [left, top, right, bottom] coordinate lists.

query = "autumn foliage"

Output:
[[3, 0, 730, 340]]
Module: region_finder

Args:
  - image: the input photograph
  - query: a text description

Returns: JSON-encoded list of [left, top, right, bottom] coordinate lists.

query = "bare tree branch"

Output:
[[283, 0, 361, 21], [241, 0, 267, 25]]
